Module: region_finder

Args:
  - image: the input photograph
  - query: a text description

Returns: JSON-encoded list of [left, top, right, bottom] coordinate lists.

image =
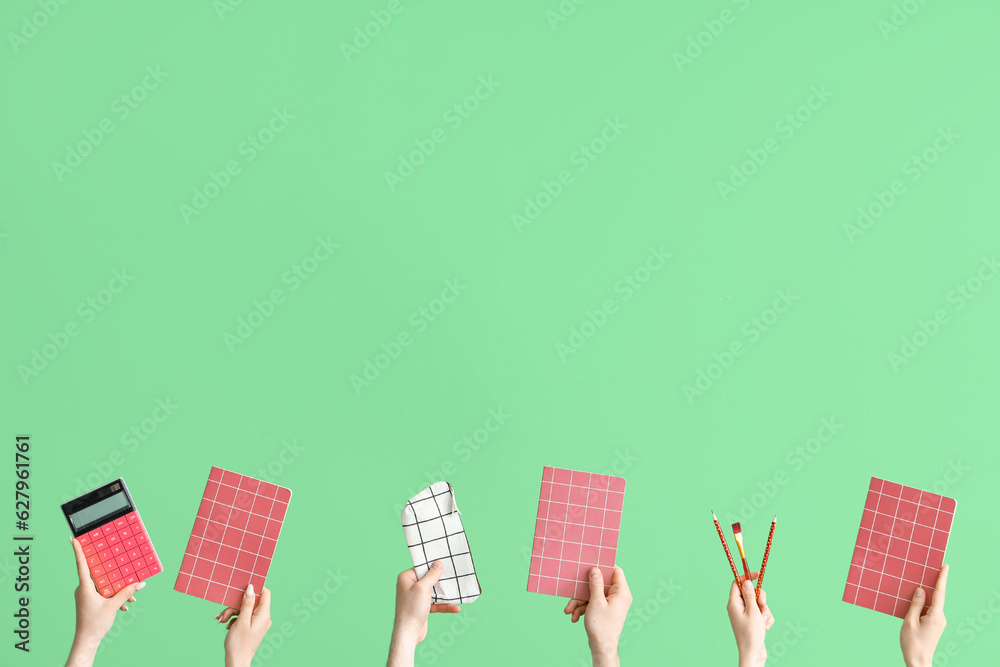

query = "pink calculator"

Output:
[[62, 478, 163, 597]]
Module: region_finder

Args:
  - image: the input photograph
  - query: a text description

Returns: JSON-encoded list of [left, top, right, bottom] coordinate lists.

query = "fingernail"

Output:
[[431, 561, 443, 570], [914, 588, 924, 597], [590, 568, 600, 579], [136, 582, 146, 590], [743, 579, 753, 590], [247, 583, 255, 596]]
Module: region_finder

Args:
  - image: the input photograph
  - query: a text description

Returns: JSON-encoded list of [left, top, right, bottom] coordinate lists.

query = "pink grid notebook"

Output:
[[175, 467, 291, 608], [527, 466, 626, 600], [843, 477, 956, 618]]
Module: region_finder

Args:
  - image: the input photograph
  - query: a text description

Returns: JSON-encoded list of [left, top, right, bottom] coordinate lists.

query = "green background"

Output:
[[2, 0, 998, 664]]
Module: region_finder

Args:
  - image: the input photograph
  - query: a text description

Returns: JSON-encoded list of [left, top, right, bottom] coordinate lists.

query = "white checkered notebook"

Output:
[[401, 481, 481, 603]]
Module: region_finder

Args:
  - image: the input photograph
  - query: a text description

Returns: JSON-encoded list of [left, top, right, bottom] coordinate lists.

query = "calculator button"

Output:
[[124, 574, 138, 585], [96, 574, 110, 587], [102, 524, 116, 536], [89, 529, 103, 541], [118, 527, 132, 539], [94, 538, 108, 551], [88, 554, 102, 568], [112, 580, 126, 592], [127, 512, 139, 523], [140, 543, 153, 555], [107, 569, 122, 584], [114, 518, 128, 530], [136, 567, 151, 579], [135, 532, 148, 544], [107, 534, 119, 546], [120, 564, 134, 577], [101, 586, 114, 597], [112, 544, 125, 556], [116, 554, 129, 567], [98, 549, 113, 562], [128, 548, 142, 560], [92, 564, 106, 576], [124, 538, 137, 550], [77, 534, 91, 546], [148, 562, 163, 575], [83, 544, 96, 556]]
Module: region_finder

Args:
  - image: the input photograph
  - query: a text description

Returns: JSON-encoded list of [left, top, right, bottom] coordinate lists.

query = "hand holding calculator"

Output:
[[62, 478, 163, 597]]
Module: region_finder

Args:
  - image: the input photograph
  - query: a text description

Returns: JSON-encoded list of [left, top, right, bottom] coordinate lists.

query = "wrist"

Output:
[[589, 640, 620, 667], [67, 637, 100, 667]]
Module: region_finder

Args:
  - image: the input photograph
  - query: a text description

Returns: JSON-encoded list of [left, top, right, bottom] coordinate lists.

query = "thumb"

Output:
[[904, 587, 925, 624], [741, 578, 759, 616], [70, 538, 91, 587], [588, 567, 607, 603], [236, 583, 256, 626], [419, 560, 445, 589], [111, 581, 144, 607]]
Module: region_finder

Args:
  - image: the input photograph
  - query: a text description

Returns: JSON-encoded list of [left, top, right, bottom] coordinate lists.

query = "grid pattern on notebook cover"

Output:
[[79, 511, 163, 597], [402, 481, 481, 603], [527, 467, 626, 600], [843, 477, 956, 618], [175, 467, 291, 608]]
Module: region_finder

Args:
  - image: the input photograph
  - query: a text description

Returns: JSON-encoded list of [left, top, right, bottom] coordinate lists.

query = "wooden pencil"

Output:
[[713, 512, 743, 586], [755, 516, 777, 600]]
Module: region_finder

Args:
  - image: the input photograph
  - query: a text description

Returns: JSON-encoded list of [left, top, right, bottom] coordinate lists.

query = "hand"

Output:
[[66, 537, 145, 667], [900, 565, 949, 667], [728, 574, 774, 667], [387, 561, 461, 667], [563, 566, 633, 667], [221, 584, 272, 667]]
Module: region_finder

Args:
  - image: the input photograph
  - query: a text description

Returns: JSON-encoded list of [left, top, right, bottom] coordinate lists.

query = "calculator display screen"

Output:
[[68, 492, 130, 531]]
